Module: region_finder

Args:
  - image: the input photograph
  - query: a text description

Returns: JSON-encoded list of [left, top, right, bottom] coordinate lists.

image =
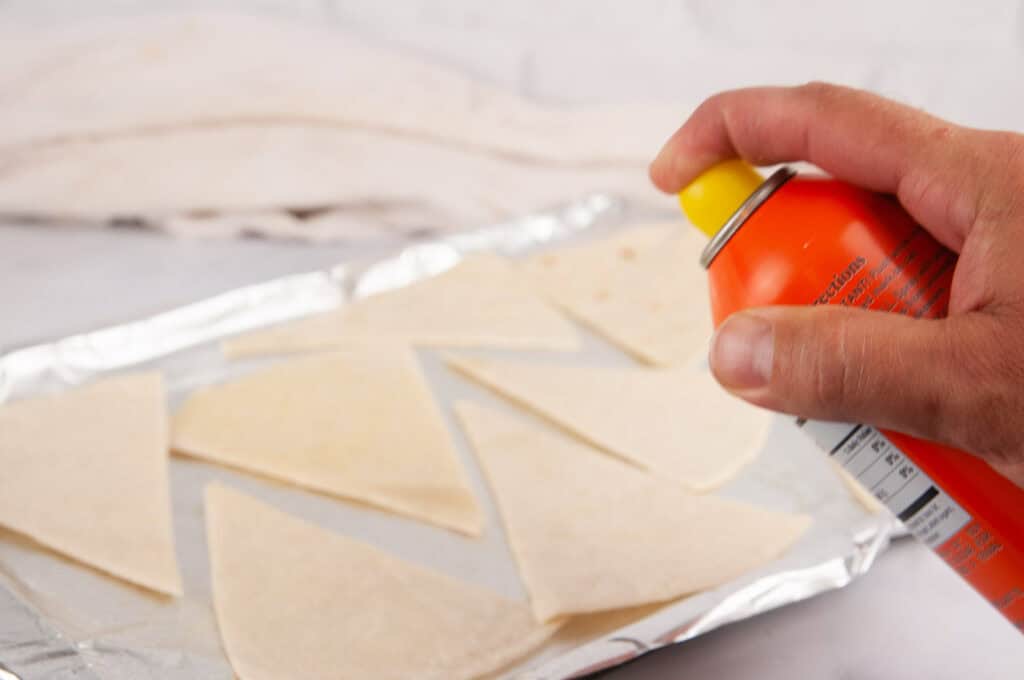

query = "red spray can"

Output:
[[681, 160, 1024, 631]]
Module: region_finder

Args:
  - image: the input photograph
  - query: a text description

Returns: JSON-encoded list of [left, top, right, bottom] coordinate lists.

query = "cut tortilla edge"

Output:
[[444, 353, 770, 493], [172, 439, 485, 537], [443, 352, 652, 472], [0, 523, 183, 598]]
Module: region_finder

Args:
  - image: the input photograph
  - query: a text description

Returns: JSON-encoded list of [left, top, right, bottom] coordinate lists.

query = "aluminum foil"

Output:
[[0, 194, 903, 680]]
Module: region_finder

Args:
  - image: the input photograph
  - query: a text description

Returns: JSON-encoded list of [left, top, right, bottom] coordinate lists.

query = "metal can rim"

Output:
[[699, 166, 796, 269]]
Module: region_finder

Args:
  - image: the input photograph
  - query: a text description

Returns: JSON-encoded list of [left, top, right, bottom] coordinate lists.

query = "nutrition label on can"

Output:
[[798, 419, 971, 548]]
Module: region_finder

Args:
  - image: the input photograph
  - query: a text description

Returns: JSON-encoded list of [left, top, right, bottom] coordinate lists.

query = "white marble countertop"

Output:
[[3, 223, 1022, 678]]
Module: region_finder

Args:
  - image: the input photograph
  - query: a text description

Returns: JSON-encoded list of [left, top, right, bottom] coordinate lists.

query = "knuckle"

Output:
[[806, 313, 861, 415], [936, 321, 1024, 465], [798, 80, 831, 97], [796, 80, 842, 106], [696, 89, 735, 118], [983, 132, 1024, 176], [975, 168, 1024, 231], [906, 324, 964, 440], [977, 130, 1024, 186]]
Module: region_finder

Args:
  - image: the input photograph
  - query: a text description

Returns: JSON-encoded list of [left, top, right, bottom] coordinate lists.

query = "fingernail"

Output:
[[710, 313, 774, 389]]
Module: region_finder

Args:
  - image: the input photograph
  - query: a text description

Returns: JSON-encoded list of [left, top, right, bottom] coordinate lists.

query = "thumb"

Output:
[[708, 305, 1008, 461]]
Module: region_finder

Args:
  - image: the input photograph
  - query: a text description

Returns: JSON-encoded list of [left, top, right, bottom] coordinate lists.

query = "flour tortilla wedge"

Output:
[[522, 223, 674, 303], [0, 372, 182, 595], [173, 345, 483, 535], [223, 254, 579, 358], [524, 225, 711, 366], [454, 402, 810, 622], [206, 484, 558, 680], [447, 355, 770, 492]]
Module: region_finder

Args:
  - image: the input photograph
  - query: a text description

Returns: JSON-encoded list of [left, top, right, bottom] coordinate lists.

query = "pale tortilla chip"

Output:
[[173, 345, 483, 535], [206, 484, 558, 680], [0, 373, 182, 595], [454, 402, 811, 622], [223, 254, 579, 358], [447, 355, 770, 492], [524, 225, 711, 366]]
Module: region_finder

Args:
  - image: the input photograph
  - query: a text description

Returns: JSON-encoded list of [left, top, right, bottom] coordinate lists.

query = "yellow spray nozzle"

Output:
[[679, 159, 765, 239]]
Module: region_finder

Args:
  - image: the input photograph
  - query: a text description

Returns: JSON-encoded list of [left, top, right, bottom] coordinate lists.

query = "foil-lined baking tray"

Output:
[[0, 194, 903, 679]]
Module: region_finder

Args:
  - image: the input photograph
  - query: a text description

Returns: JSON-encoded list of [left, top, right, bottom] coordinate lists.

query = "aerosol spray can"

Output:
[[681, 160, 1024, 631]]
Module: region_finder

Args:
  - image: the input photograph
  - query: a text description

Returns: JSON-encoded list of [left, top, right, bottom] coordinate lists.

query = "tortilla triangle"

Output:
[[454, 402, 810, 621], [523, 225, 711, 366], [224, 254, 579, 358], [174, 345, 483, 535], [0, 372, 182, 595], [447, 355, 769, 492], [206, 484, 558, 680]]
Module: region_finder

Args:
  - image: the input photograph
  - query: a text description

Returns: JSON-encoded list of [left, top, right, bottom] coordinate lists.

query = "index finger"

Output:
[[649, 83, 989, 250]]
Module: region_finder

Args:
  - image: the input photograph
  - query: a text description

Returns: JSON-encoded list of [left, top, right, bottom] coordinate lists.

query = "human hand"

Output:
[[650, 82, 1024, 486]]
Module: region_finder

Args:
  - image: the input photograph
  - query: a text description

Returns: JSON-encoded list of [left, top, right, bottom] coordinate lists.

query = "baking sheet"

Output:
[[0, 194, 902, 680]]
